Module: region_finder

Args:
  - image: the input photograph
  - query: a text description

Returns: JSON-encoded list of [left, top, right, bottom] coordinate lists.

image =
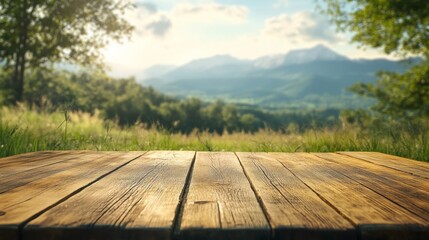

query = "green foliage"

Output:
[[350, 63, 429, 117], [3, 68, 339, 134], [25, 69, 77, 109], [0, 0, 133, 65], [322, 0, 429, 118], [0, 0, 133, 102], [322, 0, 429, 57], [0, 68, 14, 104]]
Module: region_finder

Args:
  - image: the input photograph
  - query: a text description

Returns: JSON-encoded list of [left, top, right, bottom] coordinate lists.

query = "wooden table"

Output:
[[0, 151, 428, 240]]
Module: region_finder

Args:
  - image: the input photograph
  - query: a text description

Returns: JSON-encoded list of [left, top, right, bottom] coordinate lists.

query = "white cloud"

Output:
[[263, 12, 340, 43], [128, 2, 248, 37], [173, 3, 248, 23]]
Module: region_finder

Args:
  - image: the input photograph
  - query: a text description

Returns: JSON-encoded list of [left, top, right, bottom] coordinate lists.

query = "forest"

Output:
[[0, 68, 341, 134]]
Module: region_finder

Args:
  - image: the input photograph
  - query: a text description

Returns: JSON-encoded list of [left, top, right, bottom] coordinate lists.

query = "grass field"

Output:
[[1, 106, 428, 162]]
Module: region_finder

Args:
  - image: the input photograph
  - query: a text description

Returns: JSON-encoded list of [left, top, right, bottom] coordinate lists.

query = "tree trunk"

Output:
[[12, 0, 28, 104], [13, 49, 22, 103], [18, 29, 27, 103]]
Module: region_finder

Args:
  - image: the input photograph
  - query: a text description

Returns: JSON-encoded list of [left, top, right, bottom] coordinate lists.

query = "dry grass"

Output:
[[1, 106, 428, 162]]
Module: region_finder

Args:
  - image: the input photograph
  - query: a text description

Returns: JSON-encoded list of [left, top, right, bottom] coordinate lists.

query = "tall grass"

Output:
[[1, 106, 428, 162]]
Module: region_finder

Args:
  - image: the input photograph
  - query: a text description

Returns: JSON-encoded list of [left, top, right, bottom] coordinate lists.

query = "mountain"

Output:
[[139, 65, 176, 79], [140, 45, 416, 109], [254, 44, 348, 69], [171, 54, 244, 72], [144, 55, 254, 88]]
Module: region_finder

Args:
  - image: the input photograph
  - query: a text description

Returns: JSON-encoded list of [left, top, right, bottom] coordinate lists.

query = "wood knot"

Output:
[[0, 211, 6, 216]]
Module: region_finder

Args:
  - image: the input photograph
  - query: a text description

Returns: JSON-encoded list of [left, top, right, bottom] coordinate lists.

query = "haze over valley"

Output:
[[140, 45, 415, 109]]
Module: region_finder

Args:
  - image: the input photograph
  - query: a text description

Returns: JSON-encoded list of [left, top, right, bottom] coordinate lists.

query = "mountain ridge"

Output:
[[139, 45, 416, 109]]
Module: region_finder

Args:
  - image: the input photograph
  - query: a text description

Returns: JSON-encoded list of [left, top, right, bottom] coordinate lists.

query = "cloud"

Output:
[[136, 2, 157, 14], [130, 2, 248, 38], [145, 16, 172, 37], [173, 3, 248, 24], [125, 2, 171, 37], [264, 12, 339, 43]]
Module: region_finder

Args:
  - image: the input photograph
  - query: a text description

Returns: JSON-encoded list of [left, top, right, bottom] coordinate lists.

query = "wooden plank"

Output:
[[0, 151, 144, 240], [340, 152, 429, 179], [179, 152, 270, 240], [314, 154, 429, 193], [0, 151, 70, 168], [237, 152, 355, 240], [314, 153, 429, 222], [270, 153, 428, 240], [25, 151, 195, 240], [0, 152, 97, 191]]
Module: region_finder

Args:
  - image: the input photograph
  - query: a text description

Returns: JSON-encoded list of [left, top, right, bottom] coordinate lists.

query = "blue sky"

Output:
[[103, 0, 391, 77]]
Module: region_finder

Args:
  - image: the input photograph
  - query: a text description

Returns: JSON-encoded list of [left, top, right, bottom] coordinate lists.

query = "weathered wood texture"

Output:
[[0, 151, 145, 240], [340, 152, 429, 179], [0, 151, 68, 167], [0, 151, 100, 193], [179, 152, 270, 240], [0, 151, 428, 240], [270, 153, 429, 240], [236, 152, 355, 240], [25, 151, 195, 240], [314, 153, 429, 222]]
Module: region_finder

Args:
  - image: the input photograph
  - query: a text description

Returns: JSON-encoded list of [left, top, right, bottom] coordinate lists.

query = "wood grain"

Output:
[[340, 152, 429, 179], [179, 152, 270, 240], [0, 151, 69, 168], [314, 153, 429, 222], [0, 151, 144, 240], [237, 152, 355, 240], [0, 151, 99, 193], [270, 152, 428, 240], [25, 151, 195, 240], [1, 151, 428, 240]]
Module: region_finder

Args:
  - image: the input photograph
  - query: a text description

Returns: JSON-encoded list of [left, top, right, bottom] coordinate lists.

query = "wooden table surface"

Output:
[[0, 151, 428, 240]]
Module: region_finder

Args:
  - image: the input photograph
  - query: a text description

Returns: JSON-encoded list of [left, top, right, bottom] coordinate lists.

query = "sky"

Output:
[[103, 0, 392, 78]]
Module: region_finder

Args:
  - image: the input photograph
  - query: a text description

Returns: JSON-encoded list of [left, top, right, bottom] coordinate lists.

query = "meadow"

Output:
[[1, 105, 428, 162]]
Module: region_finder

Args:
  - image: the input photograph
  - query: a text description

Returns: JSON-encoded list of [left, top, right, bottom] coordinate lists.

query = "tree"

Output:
[[0, 0, 133, 103], [322, 0, 429, 117]]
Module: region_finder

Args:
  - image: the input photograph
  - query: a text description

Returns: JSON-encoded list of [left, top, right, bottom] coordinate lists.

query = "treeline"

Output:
[[0, 68, 339, 134]]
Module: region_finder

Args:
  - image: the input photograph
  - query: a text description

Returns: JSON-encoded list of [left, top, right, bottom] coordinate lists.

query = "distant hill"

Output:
[[140, 45, 418, 109], [254, 44, 348, 69], [138, 65, 176, 80]]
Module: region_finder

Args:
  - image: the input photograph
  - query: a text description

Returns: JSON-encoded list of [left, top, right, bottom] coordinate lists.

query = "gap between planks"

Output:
[[22, 151, 196, 240], [236, 152, 356, 240], [15, 151, 147, 240], [234, 152, 273, 235], [2, 151, 428, 240], [171, 151, 197, 239], [314, 153, 429, 222], [178, 152, 270, 240]]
